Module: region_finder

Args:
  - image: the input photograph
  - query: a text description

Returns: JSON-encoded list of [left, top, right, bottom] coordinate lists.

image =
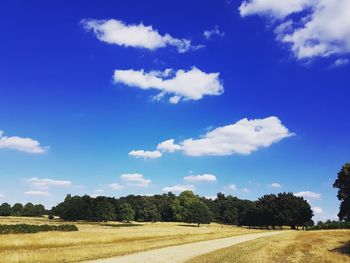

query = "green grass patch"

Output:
[[0, 224, 78, 234]]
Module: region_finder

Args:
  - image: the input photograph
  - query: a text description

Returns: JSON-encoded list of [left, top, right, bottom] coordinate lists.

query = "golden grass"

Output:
[[187, 229, 350, 263], [0, 216, 264, 263]]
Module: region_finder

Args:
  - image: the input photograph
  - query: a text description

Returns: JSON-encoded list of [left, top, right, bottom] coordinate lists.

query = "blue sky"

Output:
[[0, 0, 349, 221]]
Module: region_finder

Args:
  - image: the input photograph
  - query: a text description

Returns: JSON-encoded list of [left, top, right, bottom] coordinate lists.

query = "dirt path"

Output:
[[83, 231, 284, 263]]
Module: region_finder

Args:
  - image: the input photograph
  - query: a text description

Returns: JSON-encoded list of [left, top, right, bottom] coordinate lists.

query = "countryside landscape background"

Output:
[[0, 0, 350, 262]]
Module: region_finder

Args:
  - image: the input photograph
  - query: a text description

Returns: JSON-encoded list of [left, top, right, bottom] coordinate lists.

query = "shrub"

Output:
[[307, 220, 350, 230], [0, 224, 78, 234]]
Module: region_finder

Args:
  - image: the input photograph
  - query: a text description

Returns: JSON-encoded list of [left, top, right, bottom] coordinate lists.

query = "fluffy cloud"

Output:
[[269, 182, 282, 188], [129, 150, 162, 159], [184, 174, 217, 182], [240, 0, 350, 59], [25, 190, 50, 196], [113, 67, 223, 103], [0, 131, 48, 154], [133, 117, 293, 158], [313, 206, 323, 214], [203, 26, 225, 39], [162, 184, 194, 193], [294, 191, 321, 199], [180, 116, 293, 156], [157, 139, 182, 153], [82, 19, 199, 53], [120, 173, 152, 187], [109, 183, 124, 190], [239, 0, 314, 19], [28, 177, 72, 188]]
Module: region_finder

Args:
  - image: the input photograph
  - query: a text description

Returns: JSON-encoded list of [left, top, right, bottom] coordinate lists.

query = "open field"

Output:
[[0, 216, 264, 263], [187, 229, 350, 263]]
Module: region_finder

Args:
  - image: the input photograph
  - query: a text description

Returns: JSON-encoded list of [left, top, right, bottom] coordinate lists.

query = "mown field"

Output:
[[187, 229, 350, 263], [0, 216, 264, 263]]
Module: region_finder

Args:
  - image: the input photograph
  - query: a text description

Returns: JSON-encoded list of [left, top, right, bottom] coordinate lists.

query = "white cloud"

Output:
[[109, 183, 124, 190], [120, 173, 152, 187], [157, 139, 182, 153], [239, 0, 315, 19], [184, 174, 217, 182], [240, 0, 350, 59], [203, 26, 225, 39], [205, 195, 217, 200], [162, 184, 194, 193], [0, 194, 5, 198], [313, 206, 323, 214], [28, 177, 72, 188], [82, 19, 199, 53], [180, 116, 293, 156], [133, 117, 293, 158], [294, 191, 321, 199], [269, 182, 282, 188], [25, 190, 50, 196], [227, 184, 237, 191], [113, 67, 223, 103], [0, 130, 48, 154], [129, 150, 162, 159], [333, 58, 349, 67]]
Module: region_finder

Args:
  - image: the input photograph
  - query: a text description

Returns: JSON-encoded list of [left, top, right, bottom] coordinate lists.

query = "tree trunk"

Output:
[[198, 223, 200, 227]]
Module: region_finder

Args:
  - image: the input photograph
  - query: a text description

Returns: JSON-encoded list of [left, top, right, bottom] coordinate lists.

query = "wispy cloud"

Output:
[[295, 191, 321, 199], [203, 26, 225, 39], [129, 150, 162, 159], [184, 174, 217, 182], [25, 190, 50, 196], [162, 184, 194, 193]]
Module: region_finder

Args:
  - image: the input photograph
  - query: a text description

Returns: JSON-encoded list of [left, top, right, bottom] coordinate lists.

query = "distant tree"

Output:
[[184, 201, 212, 227], [93, 197, 115, 222], [22, 203, 36, 217], [138, 197, 160, 222], [0, 203, 12, 216], [34, 204, 46, 216], [12, 203, 24, 216], [171, 191, 198, 221], [120, 203, 135, 222], [333, 163, 350, 221]]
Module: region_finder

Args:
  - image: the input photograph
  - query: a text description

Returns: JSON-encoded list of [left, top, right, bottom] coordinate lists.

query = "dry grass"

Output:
[[187, 229, 350, 263], [0, 216, 263, 263]]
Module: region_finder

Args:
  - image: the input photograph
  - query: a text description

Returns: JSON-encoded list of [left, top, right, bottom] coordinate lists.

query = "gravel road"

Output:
[[83, 231, 284, 263]]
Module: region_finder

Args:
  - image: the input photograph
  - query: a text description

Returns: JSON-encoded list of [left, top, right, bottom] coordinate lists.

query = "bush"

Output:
[[308, 220, 350, 230], [0, 224, 78, 234]]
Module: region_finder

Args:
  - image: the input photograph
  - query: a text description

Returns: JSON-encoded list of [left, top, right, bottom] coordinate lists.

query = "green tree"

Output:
[[22, 203, 36, 216], [333, 163, 350, 221], [120, 203, 135, 222], [184, 201, 213, 227], [0, 203, 12, 216], [12, 203, 24, 216], [93, 197, 115, 222], [171, 191, 198, 221]]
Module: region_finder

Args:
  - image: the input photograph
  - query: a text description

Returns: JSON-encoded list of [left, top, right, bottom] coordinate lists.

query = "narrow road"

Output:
[[84, 231, 284, 263]]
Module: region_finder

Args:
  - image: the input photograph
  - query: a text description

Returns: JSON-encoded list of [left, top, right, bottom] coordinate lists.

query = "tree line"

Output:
[[0, 202, 46, 217], [52, 191, 313, 229]]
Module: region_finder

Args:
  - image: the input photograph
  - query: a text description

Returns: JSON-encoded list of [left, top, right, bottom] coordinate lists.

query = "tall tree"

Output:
[[333, 163, 350, 221], [184, 201, 213, 227], [12, 203, 24, 216]]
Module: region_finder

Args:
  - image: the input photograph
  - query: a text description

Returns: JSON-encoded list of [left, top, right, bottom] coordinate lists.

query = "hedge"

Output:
[[308, 221, 350, 230], [0, 224, 78, 234]]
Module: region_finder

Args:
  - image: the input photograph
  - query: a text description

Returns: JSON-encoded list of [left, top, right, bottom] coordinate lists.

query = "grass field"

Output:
[[187, 229, 350, 263], [0, 216, 264, 263]]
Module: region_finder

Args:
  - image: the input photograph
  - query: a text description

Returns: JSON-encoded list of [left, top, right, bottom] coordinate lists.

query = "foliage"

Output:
[[0, 224, 78, 234], [333, 163, 350, 221], [184, 201, 213, 226], [119, 203, 135, 222], [308, 220, 350, 230]]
